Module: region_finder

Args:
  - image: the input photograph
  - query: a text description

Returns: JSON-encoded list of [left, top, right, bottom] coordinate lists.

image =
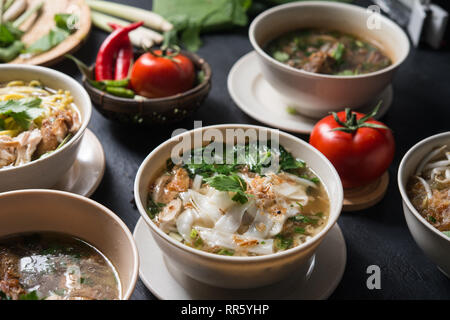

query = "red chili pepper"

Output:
[[95, 21, 143, 81], [108, 22, 134, 81]]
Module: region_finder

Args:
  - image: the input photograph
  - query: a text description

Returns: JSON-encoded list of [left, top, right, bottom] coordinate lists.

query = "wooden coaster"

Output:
[[9, 0, 91, 67], [343, 172, 389, 212]]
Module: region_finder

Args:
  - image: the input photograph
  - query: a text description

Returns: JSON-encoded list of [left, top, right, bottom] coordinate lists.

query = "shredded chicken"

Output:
[[14, 129, 42, 166]]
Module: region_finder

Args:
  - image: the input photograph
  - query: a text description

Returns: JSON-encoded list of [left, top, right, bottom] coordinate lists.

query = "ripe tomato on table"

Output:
[[310, 106, 395, 189], [130, 47, 195, 98]]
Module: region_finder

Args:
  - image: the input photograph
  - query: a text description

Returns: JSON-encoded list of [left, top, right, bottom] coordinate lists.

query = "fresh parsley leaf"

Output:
[[147, 199, 166, 219], [0, 98, 43, 130], [428, 215, 437, 224]]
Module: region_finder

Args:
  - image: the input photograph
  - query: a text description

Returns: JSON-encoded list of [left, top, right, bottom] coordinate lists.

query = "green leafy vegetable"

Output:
[[428, 215, 437, 224], [54, 13, 79, 33], [204, 174, 249, 204], [443, 231, 450, 237], [25, 14, 78, 55], [217, 248, 235, 256], [19, 291, 40, 300], [0, 98, 43, 129], [289, 214, 318, 224], [294, 227, 305, 234], [274, 234, 293, 250], [147, 199, 166, 219], [25, 28, 69, 54], [331, 42, 345, 62]]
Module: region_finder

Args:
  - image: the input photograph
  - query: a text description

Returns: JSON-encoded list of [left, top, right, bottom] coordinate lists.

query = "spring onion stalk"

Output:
[[86, 0, 172, 32], [91, 10, 163, 48], [4, 0, 14, 11], [3, 0, 26, 22], [0, 0, 4, 25], [12, 0, 42, 28]]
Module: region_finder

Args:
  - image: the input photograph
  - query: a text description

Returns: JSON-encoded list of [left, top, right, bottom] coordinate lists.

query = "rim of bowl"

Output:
[[0, 189, 139, 300], [0, 64, 92, 173], [249, 1, 410, 80], [83, 51, 212, 104], [398, 131, 450, 243], [134, 124, 344, 263]]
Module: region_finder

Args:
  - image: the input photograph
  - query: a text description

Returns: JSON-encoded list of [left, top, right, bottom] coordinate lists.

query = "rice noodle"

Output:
[[415, 145, 447, 175], [192, 174, 203, 191], [415, 176, 433, 199]]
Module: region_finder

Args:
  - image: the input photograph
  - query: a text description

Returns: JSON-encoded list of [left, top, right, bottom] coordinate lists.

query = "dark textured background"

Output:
[[53, 0, 450, 299]]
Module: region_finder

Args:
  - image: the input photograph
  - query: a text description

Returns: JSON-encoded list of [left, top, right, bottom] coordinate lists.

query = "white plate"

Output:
[[52, 129, 105, 197], [228, 51, 393, 134], [133, 217, 347, 300]]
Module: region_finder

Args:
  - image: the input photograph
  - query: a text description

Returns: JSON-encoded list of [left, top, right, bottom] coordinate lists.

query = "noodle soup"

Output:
[[146, 141, 330, 256], [407, 145, 450, 235], [0, 232, 121, 300], [0, 81, 80, 169]]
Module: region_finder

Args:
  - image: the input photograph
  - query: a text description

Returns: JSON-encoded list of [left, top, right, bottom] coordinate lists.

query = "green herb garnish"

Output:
[[0, 98, 43, 130], [19, 291, 40, 300], [204, 174, 249, 204], [147, 199, 166, 219], [217, 248, 234, 256], [274, 234, 293, 250]]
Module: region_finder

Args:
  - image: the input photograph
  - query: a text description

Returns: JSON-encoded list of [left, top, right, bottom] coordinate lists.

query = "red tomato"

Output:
[[310, 108, 395, 189], [130, 49, 195, 98]]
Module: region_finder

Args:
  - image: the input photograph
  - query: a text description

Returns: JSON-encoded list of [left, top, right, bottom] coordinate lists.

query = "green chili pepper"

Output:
[[105, 86, 135, 98]]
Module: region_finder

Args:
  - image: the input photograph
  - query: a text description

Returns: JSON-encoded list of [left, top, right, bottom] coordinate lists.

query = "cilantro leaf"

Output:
[[204, 174, 249, 204], [0, 98, 43, 129]]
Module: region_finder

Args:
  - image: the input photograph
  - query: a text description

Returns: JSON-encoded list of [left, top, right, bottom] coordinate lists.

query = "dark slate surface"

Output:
[[52, 0, 450, 299]]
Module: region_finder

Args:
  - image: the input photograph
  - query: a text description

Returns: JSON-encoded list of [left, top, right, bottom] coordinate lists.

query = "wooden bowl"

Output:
[[83, 51, 212, 125]]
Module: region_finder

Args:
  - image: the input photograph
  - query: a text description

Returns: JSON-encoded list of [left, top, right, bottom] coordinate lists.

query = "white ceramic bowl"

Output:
[[135, 124, 343, 289], [249, 1, 410, 118], [398, 132, 450, 277], [0, 189, 139, 299], [0, 65, 92, 192]]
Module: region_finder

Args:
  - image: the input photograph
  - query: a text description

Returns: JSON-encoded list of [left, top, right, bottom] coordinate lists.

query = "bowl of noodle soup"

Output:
[[399, 132, 450, 277], [135, 124, 343, 289], [0, 65, 91, 192]]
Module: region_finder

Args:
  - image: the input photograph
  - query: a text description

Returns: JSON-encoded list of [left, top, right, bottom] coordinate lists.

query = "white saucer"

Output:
[[52, 129, 105, 197], [228, 51, 393, 134], [133, 217, 347, 300]]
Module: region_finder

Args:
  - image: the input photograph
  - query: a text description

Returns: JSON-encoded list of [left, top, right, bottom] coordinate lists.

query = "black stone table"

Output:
[[52, 0, 450, 299]]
